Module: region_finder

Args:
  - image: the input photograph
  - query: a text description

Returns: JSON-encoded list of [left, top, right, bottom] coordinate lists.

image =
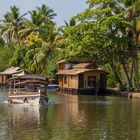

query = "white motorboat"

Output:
[[7, 75, 48, 105]]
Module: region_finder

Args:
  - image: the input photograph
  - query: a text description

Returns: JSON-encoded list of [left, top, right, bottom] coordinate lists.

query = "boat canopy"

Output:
[[7, 75, 48, 84], [15, 80, 47, 85]]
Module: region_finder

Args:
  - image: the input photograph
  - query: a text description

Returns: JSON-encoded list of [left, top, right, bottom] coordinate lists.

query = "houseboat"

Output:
[[0, 67, 29, 86], [57, 58, 107, 94], [7, 75, 48, 105]]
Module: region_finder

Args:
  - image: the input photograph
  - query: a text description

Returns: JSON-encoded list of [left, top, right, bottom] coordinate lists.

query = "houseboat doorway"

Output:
[[88, 76, 96, 87], [78, 74, 84, 88]]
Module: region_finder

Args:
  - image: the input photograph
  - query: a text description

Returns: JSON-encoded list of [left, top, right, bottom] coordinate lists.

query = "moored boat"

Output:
[[47, 84, 59, 92], [7, 75, 48, 105]]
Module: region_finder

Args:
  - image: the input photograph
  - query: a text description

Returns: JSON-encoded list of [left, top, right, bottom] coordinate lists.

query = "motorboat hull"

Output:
[[8, 94, 48, 105], [7, 75, 49, 105]]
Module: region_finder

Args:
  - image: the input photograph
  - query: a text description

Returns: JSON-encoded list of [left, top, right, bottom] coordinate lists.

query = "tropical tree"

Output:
[[59, 0, 137, 90], [19, 4, 56, 40], [122, 0, 140, 90], [37, 4, 56, 24], [24, 32, 42, 74], [0, 5, 26, 43], [0, 45, 14, 71], [20, 5, 58, 75]]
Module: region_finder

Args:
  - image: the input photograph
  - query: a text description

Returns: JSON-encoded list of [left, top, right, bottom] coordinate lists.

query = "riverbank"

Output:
[[105, 88, 120, 96], [128, 92, 140, 99], [106, 87, 140, 99]]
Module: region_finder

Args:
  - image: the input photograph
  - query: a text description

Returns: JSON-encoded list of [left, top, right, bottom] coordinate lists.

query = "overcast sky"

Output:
[[0, 0, 88, 26]]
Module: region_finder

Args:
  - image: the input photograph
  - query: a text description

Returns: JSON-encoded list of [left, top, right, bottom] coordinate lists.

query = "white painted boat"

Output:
[[7, 75, 48, 105]]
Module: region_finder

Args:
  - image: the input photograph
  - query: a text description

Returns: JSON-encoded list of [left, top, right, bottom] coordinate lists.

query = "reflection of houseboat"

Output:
[[57, 58, 107, 94], [7, 75, 48, 105]]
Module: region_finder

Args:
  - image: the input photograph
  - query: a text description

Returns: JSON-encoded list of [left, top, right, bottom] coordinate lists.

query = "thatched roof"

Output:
[[73, 63, 97, 69], [15, 80, 47, 85], [8, 75, 47, 81], [57, 68, 106, 75], [57, 58, 95, 64], [0, 67, 30, 77], [73, 63, 90, 68], [0, 67, 23, 75]]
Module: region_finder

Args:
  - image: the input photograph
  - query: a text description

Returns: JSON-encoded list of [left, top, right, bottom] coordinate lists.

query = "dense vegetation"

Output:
[[0, 0, 140, 91]]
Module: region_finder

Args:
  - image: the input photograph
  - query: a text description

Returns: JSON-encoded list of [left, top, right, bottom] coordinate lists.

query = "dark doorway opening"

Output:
[[79, 74, 84, 88], [88, 76, 96, 87]]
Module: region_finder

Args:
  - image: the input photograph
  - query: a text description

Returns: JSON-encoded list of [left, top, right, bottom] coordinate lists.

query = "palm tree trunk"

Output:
[[127, 23, 140, 90], [33, 46, 39, 74], [17, 35, 22, 67], [131, 44, 140, 90], [134, 59, 140, 90], [109, 61, 125, 91], [130, 59, 134, 83], [122, 63, 133, 90], [133, 32, 140, 91]]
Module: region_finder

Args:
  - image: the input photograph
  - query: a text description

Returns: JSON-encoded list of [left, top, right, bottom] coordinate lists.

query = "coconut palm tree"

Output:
[[25, 24, 60, 74], [24, 32, 42, 74], [19, 5, 58, 74], [0, 5, 27, 43], [18, 10, 43, 41], [0, 5, 28, 67], [37, 4, 57, 24], [19, 4, 56, 41], [122, 0, 140, 90]]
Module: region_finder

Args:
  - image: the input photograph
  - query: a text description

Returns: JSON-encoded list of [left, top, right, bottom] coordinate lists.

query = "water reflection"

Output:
[[1, 91, 140, 140], [7, 105, 40, 140], [44, 94, 108, 140]]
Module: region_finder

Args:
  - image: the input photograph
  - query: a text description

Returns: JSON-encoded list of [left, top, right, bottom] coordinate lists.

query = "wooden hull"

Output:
[[8, 94, 48, 105]]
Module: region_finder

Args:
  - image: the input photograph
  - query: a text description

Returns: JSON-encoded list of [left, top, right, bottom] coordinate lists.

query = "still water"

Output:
[[0, 88, 140, 140]]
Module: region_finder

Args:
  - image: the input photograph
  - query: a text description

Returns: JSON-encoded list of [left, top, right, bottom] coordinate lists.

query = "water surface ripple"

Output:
[[0, 89, 140, 140]]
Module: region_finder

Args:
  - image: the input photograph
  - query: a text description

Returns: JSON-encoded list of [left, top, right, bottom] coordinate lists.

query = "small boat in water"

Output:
[[47, 84, 59, 92], [7, 75, 48, 105], [47, 79, 59, 92]]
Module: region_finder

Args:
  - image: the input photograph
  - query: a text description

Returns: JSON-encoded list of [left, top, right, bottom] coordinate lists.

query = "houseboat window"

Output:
[[27, 83, 34, 91], [64, 76, 67, 84], [88, 76, 96, 87]]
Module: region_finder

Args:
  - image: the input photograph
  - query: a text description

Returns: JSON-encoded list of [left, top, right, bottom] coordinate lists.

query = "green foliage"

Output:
[[0, 46, 14, 71], [9, 44, 27, 67], [0, 4, 58, 77], [59, 0, 140, 90], [0, 1, 140, 91]]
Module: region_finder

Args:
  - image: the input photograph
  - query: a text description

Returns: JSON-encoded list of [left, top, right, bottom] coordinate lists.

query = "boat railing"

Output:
[[9, 88, 40, 95]]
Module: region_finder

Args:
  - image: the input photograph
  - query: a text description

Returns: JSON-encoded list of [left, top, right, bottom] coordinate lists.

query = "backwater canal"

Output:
[[0, 88, 140, 140]]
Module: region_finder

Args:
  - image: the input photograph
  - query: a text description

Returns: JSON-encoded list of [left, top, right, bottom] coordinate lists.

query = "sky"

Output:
[[0, 0, 88, 26]]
